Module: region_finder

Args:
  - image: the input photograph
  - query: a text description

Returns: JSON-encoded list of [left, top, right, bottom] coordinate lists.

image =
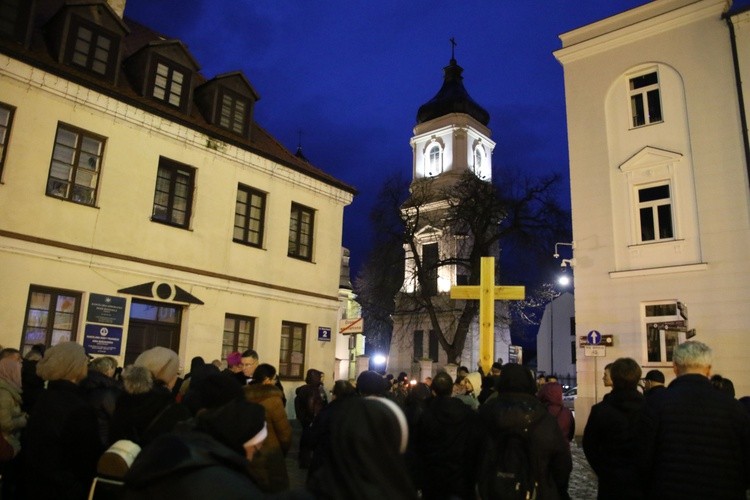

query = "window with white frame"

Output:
[[473, 146, 483, 174], [67, 18, 119, 79], [629, 71, 662, 128], [151, 60, 187, 109], [637, 183, 673, 242], [426, 144, 442, 177], [643, 301, 686, 363]]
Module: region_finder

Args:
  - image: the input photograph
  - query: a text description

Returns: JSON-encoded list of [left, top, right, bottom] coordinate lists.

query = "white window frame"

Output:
[[642, 300, 688, 364], [636, 181, 674, 243], [628, 70, 663, 128], [424, 142, 443, 177]]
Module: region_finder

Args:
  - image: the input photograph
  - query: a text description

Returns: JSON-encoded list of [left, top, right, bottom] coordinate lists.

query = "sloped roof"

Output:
[[1, 1, 356, 195]]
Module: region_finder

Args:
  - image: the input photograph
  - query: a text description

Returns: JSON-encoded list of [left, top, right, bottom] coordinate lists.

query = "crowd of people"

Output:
[[0, 340, 747, 499]]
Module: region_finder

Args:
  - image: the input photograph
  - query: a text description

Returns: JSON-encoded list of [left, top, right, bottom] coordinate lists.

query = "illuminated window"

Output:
[[288, 203, 314, 261], [151, 157, 194, 228], [218, 89, 249, 136], [279, 321, 305, 379], [22, 286, 81, 353], [151, 59, 187, 109], [234, 185, 266, 247], [46, 124, 105, 206], [67, 19, 118, 79], [426, 144, 442, 176], [629, 71, 662, 128]]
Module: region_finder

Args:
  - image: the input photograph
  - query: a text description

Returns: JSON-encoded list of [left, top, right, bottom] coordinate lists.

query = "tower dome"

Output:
[[416, 58, 490, 126]]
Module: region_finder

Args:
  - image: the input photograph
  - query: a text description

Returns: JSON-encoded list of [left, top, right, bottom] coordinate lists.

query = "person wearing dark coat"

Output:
[[307, 396, 418, 500], [412, 372, 483, 500], [638, 341, 750, 499], [124, 397, 271, 499], [109, 365, 191, 447], [582, 357, 644, 500], [641, 369, 665, 399], [307, 380, 357, 482], [478, 363, 572, 500], [23, 342, 104, 500], [295, 369, 326, 468], [20, 345, 45, 414], [80, 356, 122, 446]]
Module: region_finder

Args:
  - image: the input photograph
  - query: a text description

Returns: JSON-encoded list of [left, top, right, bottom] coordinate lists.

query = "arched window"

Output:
[[474, 147, 482, 173], [427, 145, 441, 176]]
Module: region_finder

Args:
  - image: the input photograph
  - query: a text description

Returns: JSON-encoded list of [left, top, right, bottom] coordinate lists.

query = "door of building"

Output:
[[125, 299, 182, 366]]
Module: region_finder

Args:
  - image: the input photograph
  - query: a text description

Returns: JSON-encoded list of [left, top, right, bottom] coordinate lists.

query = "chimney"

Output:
[[107, 0, 126, 18]]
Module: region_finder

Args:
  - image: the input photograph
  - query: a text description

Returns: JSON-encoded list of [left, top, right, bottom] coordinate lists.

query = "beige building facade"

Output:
[[555, 0, 750, 428], [0, 1, 354, 404]]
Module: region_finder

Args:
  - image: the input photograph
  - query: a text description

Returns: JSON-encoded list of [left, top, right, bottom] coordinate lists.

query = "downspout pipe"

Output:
[[724, 11, 750, 191]]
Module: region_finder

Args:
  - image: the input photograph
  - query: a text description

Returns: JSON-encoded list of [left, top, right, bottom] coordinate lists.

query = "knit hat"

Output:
[[195, 398, 266, 456], [134, 346, 179, 385], [226, 352, 242, 367], [356, 370, 388, 396], [644, 369, 665, 384], [36, 342, 89, 382], [463, 372, 483, 395]]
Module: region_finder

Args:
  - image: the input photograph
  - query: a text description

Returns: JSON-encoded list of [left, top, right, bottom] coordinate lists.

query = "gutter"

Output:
[[724, 12, 750, 190]]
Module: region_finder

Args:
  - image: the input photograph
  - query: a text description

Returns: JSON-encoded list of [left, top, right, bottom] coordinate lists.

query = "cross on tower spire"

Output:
[[450, 37, 457, 60]]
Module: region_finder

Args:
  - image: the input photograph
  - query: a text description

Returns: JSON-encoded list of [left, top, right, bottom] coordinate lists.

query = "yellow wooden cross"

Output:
[[450, 256, 525, 375]]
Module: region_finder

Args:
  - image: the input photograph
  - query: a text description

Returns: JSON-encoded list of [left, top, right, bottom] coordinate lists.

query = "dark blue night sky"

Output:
[[123, 0, 748, 279]]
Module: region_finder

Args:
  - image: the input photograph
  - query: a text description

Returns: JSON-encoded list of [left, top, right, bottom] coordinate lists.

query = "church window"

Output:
[[474, 147, 482, 172], [629, 71, 662, 128], [427, 144, 442, 177], [413, 330, 423, 360], [421, 243, 439, 296]]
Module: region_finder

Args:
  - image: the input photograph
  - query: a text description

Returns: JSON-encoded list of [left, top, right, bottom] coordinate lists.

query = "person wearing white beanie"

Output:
[[134, 346, 180, 389]]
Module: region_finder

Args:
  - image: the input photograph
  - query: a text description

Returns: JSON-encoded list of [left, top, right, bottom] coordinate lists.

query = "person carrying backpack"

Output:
[[478, 363, 572, 500]]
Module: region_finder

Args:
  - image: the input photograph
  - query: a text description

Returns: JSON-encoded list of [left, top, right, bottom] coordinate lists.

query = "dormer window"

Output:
[[219, 88, 249, 135], [151, 62, 185, 108], [67, 18, 119, 78]]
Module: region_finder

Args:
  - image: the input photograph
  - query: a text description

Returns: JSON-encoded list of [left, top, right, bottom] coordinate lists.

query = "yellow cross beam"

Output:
[[450, 256, 525, 375]]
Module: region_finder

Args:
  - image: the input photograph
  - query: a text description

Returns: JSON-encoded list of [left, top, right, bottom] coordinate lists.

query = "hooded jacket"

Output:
[[537, 382, 575, 443]]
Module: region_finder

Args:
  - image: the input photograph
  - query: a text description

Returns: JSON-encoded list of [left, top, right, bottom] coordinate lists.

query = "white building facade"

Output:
[[555, 0, 750, 429], [0, 0, 354, 406]]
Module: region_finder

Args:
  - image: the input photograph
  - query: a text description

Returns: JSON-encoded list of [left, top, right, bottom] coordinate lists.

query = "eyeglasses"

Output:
[[242, 360, 258, 367]]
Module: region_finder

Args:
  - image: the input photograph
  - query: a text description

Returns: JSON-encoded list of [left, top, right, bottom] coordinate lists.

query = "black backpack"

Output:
[[482, 425, 538, 500]]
